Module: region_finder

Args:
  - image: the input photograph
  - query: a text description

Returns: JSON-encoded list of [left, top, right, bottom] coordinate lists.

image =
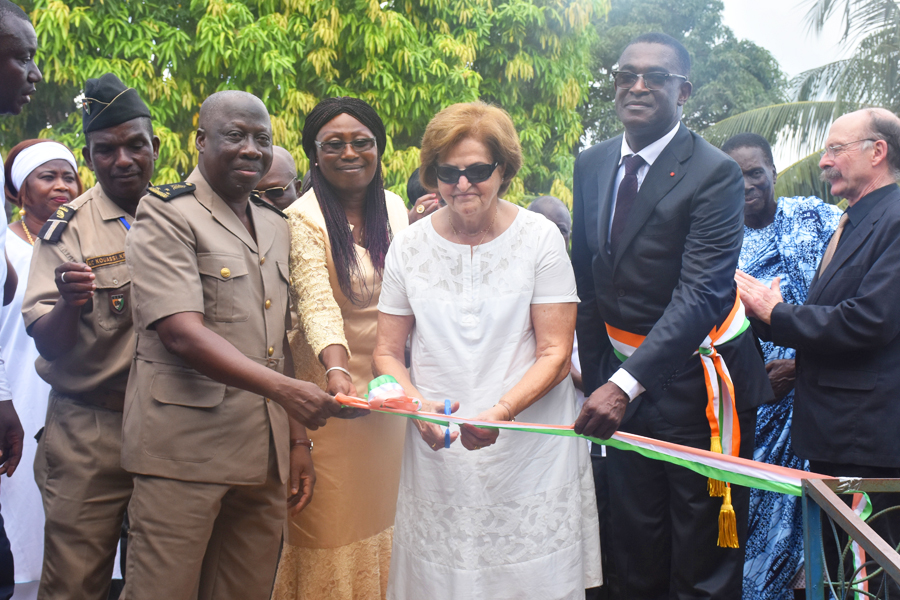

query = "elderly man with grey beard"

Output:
[[737, 107, 900, 597]]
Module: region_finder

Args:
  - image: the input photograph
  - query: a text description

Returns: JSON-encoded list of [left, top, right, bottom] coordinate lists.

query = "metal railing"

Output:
[[803, 478, 900, 599]]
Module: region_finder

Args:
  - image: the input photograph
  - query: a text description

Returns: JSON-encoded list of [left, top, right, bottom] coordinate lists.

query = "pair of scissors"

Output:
[[444, 399, 451, 449]]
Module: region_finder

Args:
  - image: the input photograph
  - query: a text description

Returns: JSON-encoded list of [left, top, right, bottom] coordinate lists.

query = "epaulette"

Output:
[[38, 205, 77, 243], [147, 182, 196, 201], [250, 191, 288, 219]]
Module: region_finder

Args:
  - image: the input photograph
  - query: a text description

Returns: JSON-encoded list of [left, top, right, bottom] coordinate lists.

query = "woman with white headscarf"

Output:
[[0, 139, 81, 599]]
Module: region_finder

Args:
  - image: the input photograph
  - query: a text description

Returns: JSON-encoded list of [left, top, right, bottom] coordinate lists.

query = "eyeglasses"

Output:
[[259, 177, 296, 200], [612, 70, 688, 90], [314, 138, 377, 155], [435, 162, 499, 184], [819, 139, 877, 159]]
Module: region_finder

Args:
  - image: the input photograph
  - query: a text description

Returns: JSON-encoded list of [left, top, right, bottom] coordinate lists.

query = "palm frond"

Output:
[[775, 151, 841, 205], [802, 0, 900, 43], [702, 101, 847, 156]]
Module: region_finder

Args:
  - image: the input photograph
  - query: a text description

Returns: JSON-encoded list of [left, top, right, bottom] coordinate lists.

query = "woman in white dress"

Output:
[[373, 102, 601, 600], [1, 140, 81, 599]]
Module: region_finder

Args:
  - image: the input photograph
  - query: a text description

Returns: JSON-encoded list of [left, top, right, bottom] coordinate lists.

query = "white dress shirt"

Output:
[[607, 121, 681, 401]]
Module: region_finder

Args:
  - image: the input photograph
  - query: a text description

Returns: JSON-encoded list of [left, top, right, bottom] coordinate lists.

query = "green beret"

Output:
[[82, 73, 151, 134]]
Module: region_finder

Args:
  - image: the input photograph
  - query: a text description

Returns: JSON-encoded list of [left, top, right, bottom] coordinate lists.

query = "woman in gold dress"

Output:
[[272, 97, 408, 600]]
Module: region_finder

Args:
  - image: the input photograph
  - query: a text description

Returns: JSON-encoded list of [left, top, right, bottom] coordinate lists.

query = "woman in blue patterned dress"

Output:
[[723, 134, 842, 600]]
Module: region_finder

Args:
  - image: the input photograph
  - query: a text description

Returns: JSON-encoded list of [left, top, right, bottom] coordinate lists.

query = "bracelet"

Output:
[[290, 438, 313, 451], [324, 366, 351, 378], [497, 400, 516, 422]]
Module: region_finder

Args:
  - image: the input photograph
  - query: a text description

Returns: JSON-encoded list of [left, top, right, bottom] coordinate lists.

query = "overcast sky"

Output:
[[721, 0, 857, 78]]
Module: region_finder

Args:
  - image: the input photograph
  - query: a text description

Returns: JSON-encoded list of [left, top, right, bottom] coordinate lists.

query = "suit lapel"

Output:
[[807, 194, 892, 302], [612, 125, 692, 273], [595, 140, 621, 268]]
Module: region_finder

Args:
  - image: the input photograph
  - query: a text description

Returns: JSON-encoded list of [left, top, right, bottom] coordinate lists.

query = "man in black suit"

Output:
[[572, 33, 771, 599], [737, 107, 900, 596]]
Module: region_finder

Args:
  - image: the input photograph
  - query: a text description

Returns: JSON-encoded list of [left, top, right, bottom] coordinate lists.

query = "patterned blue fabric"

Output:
[[740, 196, 842, 600]]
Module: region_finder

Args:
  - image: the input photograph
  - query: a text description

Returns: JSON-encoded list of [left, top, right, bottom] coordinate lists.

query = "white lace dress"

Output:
[[378, 207, 601, 599]]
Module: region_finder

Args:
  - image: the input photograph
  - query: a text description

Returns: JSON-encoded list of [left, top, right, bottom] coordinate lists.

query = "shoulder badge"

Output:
[[37, 205, 77, 243], [147, 182, 196, 201], [250, 191, 288, 219]]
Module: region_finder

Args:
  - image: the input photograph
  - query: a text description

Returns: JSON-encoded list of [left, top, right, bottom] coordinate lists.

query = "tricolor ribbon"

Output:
[[334, 393, 827, 497], [850, 492, 874, 599], [605, 292, 750, 546]]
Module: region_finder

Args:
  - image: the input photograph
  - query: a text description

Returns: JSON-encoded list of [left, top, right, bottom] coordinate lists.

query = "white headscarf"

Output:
[[10, 141, 78, 193]]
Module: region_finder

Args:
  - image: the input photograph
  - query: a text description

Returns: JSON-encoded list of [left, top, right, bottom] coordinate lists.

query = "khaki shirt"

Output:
[[22, 184, 134, 395], [122, 168, 291, 485]]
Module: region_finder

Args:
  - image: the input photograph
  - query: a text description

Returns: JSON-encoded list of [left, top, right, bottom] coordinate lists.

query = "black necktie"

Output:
[[610, 154, 645, 253]]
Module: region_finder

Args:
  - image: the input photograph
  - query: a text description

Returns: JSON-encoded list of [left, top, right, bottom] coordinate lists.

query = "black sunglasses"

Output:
[[612, 70, 688, 90], [435, 162, 499, 184], [260, 176, 296, 200]]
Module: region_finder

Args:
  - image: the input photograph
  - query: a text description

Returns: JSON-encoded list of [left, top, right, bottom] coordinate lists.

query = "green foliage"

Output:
[[705, 0, 900, 204], [703, 100, 846, 156], [579, 0, 786, 146], [1, 0, 607, 207]]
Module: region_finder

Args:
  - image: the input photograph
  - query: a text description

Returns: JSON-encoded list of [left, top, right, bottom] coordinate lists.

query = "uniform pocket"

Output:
[[142, 369, 227, 463], [93, 264, 133, 331], [197, 253, 250, 322]]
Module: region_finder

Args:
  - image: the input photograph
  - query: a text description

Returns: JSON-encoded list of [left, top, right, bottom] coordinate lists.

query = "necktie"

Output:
[[610, 154, 646, 253], [818, 212, 849, 276]]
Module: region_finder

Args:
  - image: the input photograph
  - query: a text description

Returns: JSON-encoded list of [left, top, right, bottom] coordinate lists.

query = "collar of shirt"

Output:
[[845, 183, 898, 227], [618, 121, 682, 188], [94, 183, 132, 224]]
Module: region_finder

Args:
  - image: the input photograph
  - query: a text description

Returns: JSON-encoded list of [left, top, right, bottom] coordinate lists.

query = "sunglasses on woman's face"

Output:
[[260, 177, 296, 200], [435, 162, 499, 184]]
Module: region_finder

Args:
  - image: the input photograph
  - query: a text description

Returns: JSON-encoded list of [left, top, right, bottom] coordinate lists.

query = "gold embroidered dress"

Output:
[[272, 188, 409, 600]]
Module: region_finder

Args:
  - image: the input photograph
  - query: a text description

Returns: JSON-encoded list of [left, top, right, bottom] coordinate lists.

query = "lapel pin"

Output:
[[670, 172, 675, 177]]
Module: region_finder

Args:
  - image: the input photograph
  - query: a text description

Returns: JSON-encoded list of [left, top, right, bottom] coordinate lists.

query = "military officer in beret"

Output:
[[122, 90, 342, 600], [21, 72, 159, 599]]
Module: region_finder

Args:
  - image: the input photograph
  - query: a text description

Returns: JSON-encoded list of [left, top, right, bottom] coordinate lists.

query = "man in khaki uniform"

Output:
[[21, 73, 159, 599], [122, 91, 342, 600]]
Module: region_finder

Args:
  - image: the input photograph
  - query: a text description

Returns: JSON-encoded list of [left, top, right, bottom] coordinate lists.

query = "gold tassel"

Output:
[[717, 486, 739, 548], [708, 436, 726, 497]]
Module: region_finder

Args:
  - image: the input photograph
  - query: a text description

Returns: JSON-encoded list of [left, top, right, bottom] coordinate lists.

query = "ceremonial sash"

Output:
[[605, 290, 750, 547]]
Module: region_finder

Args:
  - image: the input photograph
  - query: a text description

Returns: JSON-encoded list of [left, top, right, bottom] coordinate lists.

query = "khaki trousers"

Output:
[[34, 391, 133, 600], [122, 442, 285, 600]]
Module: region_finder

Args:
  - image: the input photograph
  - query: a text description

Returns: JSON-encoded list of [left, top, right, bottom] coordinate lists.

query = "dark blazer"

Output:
[[769, 184, 900, 468], [573, 124, 771, 427]]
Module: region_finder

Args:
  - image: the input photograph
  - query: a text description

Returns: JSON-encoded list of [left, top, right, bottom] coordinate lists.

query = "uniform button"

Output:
[[266, 397, 270, 403], [617, 289, 626, 297], [221, 267, 231, 278], [268, 346, 274, 357], [265, 299, 271, 309], [260, 257, 266, 265], [113, 279, 118, 285]]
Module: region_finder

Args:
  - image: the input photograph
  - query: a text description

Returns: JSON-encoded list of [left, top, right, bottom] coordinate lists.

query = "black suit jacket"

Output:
[[768, 184, 900, 467], [573, 125, 771, 427]]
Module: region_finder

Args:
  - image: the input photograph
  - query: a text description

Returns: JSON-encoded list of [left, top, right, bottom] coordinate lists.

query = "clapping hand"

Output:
[[735, 270, 783, 324]]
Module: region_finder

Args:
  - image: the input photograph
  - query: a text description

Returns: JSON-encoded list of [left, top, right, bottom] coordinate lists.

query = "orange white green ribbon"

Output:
[[605, 291, 749, 464], [334, 393, 828, 497], [850, 492, 874, 598]]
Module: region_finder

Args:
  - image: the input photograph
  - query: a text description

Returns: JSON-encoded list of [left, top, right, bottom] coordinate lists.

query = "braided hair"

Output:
[[302, 97, 392, 306]]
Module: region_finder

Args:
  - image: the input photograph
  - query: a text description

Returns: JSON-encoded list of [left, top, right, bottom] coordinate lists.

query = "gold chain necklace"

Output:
[[448, 204, 499, 248], [20, 211, 34, 246]]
